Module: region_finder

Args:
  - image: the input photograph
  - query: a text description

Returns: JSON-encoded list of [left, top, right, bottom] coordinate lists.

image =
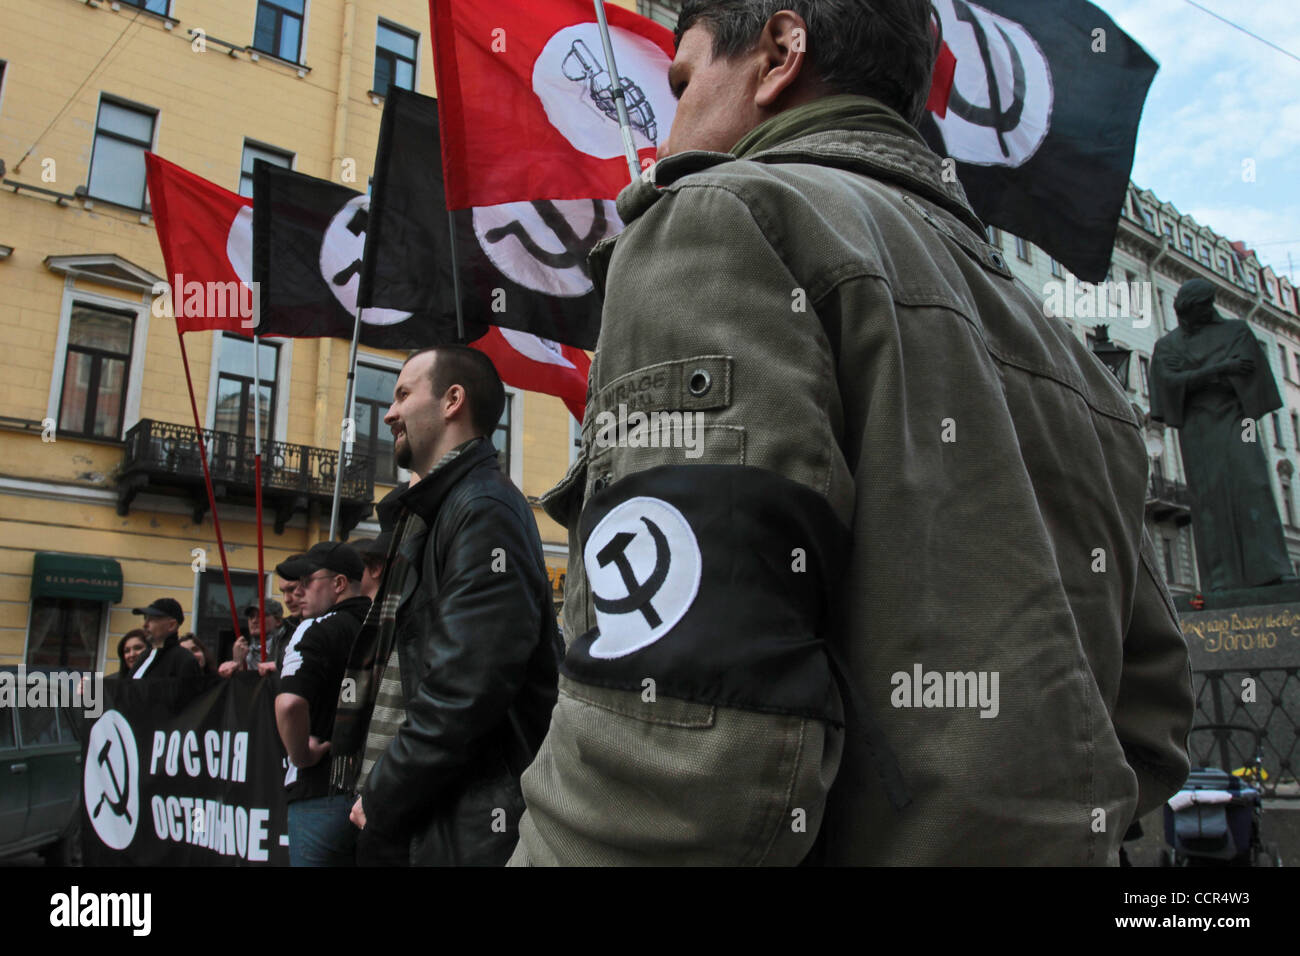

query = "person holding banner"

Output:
[[275, 542, 371, 867]]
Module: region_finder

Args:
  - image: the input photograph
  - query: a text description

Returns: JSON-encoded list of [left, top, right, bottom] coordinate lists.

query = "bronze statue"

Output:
[[1150, 279, 1293, 589]]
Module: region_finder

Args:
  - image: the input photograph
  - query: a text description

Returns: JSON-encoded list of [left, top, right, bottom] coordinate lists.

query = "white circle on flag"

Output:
[[472, 198, 621, 297], [931, 0, 1053, 168], [532, 23, 674, 157], [83, 709, 139, 850], [227, 205, 254, 285], [585, 496, 701, 659], [320, 194, 413, 326], [499, 328, 577, 369]]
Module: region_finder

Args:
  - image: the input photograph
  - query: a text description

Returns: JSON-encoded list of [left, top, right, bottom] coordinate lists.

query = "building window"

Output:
[[1217, 254, 1229, 275], [1292, 411, 1299, 448], [253, 0, 305, 62], [1162, 220, 1174, 240], [58, 304, 135, 440], [1181, 234, 1194, 256], [123, 0, 170, 13], [214, 334, 278, 441], [26, 598, 105, 671], [196, 570, 260, 652], [1014, 236, 1031, 263], [374, 20, 418, 96], [1162, 537, 1176, 584], [1284, 481, 1296, 528], [239, 140, 293, 198], [355, 362, 400, 484], [87, 97, 156, 208], [1274, 414, 1286, 450], [1049, 257, 1063, 278], [1281, 344, 1291, 383], [1157, 288, 1170, 331], [492, 391, 515, 476], [1139, 356, 1150, 397], [637, 0, 683, 29], [1140, 207, 1155, 231], [1198, 246, 1212, 267], [1246, 272, 1258, 292], [986, 225, 1001, 247]]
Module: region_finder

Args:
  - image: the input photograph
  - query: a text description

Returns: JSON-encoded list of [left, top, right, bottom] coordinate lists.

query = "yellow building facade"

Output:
[[0, 0, 595, 673]]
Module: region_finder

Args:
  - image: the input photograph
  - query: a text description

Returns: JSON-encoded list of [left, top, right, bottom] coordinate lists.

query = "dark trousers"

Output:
[[287, 794, 358, 866]]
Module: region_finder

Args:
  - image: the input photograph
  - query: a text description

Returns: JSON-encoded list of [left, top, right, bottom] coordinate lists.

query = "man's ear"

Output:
[[443, 383, 468, 420], [753, 11, 815, 110]]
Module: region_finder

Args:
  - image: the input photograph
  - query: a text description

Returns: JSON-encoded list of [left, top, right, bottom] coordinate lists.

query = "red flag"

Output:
[[470, 326, 589, 422], [430, 0, 675, 210], [926, 40, 957, 119], [145, 152, 254, 333]]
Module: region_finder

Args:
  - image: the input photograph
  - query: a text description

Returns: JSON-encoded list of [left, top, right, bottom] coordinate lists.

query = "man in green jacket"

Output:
[[511, 0, 1192, 865]]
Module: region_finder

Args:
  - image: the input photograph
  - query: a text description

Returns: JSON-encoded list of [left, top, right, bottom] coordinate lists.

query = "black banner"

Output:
[[80, 674, 289, 866]]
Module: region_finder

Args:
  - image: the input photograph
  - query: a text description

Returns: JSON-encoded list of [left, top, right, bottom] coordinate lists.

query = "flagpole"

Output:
[[252, 334, 267, 664], [328, 311, 363, 540], [447, 209, 465, 341], [592, 0, 643, 185], [175, 328, 245, 643]]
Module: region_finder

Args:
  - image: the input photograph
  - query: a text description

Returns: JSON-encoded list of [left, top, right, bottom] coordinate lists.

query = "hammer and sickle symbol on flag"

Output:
[[474, 198, 621, 297], [585, 496, 702, 659], [930, 0, 1052, 168], [92, 724, 133, 824], [84, 709, 140, 849]]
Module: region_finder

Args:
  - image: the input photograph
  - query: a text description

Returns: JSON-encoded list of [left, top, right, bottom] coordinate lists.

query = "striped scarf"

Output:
[[329, 441, 472, 793]]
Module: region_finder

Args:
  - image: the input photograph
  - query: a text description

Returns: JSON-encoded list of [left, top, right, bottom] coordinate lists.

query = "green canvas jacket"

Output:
[[511, 101, 1193, 866]]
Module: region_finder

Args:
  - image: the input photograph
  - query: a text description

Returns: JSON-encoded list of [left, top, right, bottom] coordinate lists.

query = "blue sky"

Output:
[[1093, 0, 1300, 283]]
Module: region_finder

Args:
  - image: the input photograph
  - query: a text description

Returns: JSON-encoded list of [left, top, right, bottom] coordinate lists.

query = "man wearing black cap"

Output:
[[273, 541, 371, 866], [131, 598, 201, 681]]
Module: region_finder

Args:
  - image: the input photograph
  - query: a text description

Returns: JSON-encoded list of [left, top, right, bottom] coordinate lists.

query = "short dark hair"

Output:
[[404, 345, 506, 437], [675, 0, 936, 126]]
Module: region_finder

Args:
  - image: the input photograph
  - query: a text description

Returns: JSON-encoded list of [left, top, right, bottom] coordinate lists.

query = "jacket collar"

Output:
[[611, 125, 983, 237], [395, 436, 498, 523]]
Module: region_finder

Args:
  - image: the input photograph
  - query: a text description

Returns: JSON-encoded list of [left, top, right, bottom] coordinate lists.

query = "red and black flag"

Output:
[[360, 87, 595, 418], [429, 0, 676, 210], [922, 0, 1157, 281], [250, 163, 455, 348], [144, 153, 255, 334]]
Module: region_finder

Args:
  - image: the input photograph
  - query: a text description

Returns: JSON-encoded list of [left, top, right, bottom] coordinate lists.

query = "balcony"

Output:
[[1146, 473, 1192, 526], [116, 419, 375, 535]]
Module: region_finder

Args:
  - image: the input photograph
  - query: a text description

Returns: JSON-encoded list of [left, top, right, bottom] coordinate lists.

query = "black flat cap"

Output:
[[301, 541, 365, 581], [133, 597, 184, 625]]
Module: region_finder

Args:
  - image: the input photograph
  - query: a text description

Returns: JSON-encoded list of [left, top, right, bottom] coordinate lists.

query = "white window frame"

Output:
[[23, 597, 111, 676], [46, 280, 152, 440], [374, 17, 421, 95], [203, 331, 292, 443], [239, 138, 295, 197], [500, 388, 523, 489], [354, 351, 410, 486], [87, 93, 159, 210]]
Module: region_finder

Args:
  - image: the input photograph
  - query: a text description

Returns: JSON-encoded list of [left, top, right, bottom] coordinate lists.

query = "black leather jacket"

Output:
[[362, 437, 559, 865]]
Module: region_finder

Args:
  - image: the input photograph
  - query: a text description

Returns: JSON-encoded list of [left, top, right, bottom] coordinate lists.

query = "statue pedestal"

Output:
[[1175, 582, 1300, 613]]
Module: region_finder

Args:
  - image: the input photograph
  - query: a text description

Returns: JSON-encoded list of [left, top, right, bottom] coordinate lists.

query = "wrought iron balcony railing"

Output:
[[1147, 473, 1192, 525], [117, 419, 375, 535]]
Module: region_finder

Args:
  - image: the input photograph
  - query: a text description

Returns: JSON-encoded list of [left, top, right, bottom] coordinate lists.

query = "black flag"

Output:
[[922, 0, 1157, 281], [251, 162, 457, 347], [359, 87, 610, 351]]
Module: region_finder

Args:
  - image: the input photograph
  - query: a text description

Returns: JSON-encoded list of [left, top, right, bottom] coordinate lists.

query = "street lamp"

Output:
[[1090, 324, 1132, 387]]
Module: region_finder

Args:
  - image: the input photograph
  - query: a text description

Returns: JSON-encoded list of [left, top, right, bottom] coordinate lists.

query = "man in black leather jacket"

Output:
[[344, 345, 558, 866]]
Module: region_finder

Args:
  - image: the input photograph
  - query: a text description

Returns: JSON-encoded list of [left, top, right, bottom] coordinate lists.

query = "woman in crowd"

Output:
[[115, 628, 149, 678], [179, 633, 218, 677]]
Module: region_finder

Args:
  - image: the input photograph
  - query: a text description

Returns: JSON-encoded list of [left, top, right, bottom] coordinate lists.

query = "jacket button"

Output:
[[592, 475, 609, 494], [688, 369, 712, 397]]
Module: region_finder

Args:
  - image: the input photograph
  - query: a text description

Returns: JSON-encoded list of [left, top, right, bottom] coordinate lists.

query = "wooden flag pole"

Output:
[[328, 312, 363, 540], [593, 0, 643, 185], [175, 328, 245, 642], [252, 334, 267, 663]]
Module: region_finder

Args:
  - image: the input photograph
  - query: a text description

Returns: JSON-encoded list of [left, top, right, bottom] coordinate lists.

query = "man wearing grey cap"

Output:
[[273, 541, 371, 866]]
